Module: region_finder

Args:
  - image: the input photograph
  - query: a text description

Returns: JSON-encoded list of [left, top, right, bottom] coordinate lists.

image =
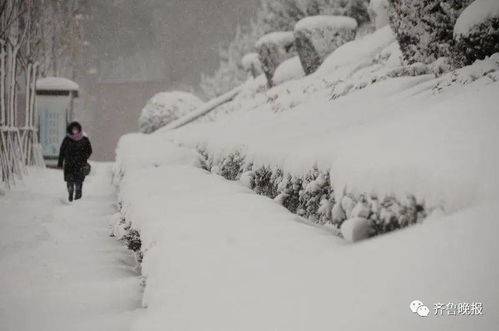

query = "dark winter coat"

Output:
[[58, 123, 92, 182]]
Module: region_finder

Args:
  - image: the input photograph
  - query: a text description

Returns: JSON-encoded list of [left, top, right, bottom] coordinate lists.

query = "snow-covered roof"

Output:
[[295, 15, 357, 32], [454, 0, 499, 37], [36, 77, 79, 91], [255, 31, 294, 48]]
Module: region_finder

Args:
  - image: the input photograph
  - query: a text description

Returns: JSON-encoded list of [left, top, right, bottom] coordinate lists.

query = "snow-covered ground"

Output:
[[0, 163, 142, 331], [112, 26, 499, 330], [114, 134, 498, 330]]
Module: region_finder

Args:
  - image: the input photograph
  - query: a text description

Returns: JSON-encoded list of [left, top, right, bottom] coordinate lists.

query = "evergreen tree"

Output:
[[201, 0, 370, 98], [388, 0, 472, 65]]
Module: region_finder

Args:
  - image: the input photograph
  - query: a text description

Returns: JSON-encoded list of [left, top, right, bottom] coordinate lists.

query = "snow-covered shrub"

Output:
[[274, 173, 302, 214], [111, 212, 130, 240], [452, 0, 499, 67], [256, 31, 296, 87], [123, 228, 141, 252], [388, 0, 473, 65], [198, 149, 428, 238], [369, 0, 389, 30], [219, 152, 245, 180], [138, 91, 202, 134], [296, 170, 334, 223], [252, 166, 281, 198], [294, 15, 357, 74], [273, 56, 306, 85], [242, 53, 263, 78]]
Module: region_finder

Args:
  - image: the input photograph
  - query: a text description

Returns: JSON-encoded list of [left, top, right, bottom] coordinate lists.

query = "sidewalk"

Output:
[[0, 163, 142, 331]]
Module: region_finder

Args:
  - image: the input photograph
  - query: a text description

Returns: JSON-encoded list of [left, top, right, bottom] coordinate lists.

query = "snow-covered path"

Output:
[[0, 163, 141, 331]]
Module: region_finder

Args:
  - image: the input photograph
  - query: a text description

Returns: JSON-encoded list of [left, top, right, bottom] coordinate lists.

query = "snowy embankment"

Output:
[[114, 132, 498, 330], [112, 24, 499, 330], [0, 163, 141, 331], [165, 27, 499, 216]]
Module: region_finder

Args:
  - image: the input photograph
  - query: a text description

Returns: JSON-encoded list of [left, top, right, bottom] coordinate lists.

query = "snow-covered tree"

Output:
[[256, 31, 296, 87], [388, 0, 473, 65], [201, 0, 371, 98], [138, 91, 202, 134], [294, 15, 358, 74], [452, 0, 499, 67]]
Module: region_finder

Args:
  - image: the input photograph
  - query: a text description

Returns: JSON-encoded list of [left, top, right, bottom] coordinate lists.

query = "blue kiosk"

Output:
[[36, 77, 79, 167]]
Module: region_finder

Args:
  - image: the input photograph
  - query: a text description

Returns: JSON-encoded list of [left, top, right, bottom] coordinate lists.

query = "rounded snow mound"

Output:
[[273, 56, 305, 85], [295, 15, 357, 32], [454, 0, 499, 37], [139, 91, 202, 134], [340, 217, 372, 242]]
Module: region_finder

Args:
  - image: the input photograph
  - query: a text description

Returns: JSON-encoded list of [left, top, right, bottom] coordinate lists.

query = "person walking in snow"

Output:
[[57, 122, 93, 202]]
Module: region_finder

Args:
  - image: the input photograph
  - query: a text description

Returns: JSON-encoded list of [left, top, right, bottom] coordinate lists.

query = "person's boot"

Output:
[[67, 183, 74, 202], [74, 183, 82, 200]]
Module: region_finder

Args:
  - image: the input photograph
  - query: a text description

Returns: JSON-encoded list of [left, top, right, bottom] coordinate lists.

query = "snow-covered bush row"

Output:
[[111, 210, 143, 259], [388, 0, 472, 65], [138, 91, 202, 134], [256, 31, 296, 87], [199, 150, 428, 239], [111, 133, 202, 260], [202, 26, 397, 122], [452, 0, 499, 67], [110, 131, 499, 329], [294, 15, 358, 74], [167, 52, 499, 225]]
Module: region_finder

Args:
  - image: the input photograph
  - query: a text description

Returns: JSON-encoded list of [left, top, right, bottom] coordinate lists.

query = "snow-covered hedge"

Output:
[[452, 0, 499, 67], [199, 149, 428, 240], [138, 91, 202, 134], [256, 31, 296, 87], [388, 0, 472, 65], [294, 15, 358, 74]]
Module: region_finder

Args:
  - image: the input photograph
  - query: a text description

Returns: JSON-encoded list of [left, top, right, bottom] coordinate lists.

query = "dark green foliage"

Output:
[[219, 152, 245, 180], [198, 148, 428, 237], [253, 166, 279, 198], [388, 0, 472, 65], [452, 18, 499, 67], [123, 229, 142, 252]]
